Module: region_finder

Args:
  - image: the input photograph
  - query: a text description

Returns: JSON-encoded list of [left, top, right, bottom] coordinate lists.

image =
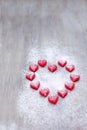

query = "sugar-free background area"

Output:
[[0, 0, 87, 130]]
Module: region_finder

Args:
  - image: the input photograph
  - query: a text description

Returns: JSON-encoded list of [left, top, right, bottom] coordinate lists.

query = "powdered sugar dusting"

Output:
[[17, 46, 79, 123]]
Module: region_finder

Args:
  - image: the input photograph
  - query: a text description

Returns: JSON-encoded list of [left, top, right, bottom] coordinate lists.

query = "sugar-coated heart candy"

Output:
[[38, 60, 47, 67], [48, 95, 59, 104], [26, 73, 35, 81], [48, 65, 57, 72], [29, 64, 39, 72], [58, 60, 67, 67], [30, 81, 40, 90], [58, 90, 68, 98], [70, 74, 80, 82], [65, 82, 75, 91], [65, 65, 75, 72], [39, 88, 50, 97]]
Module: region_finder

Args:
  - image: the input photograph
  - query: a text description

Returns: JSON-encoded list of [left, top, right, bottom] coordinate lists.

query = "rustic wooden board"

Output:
[[0, 0, 87, 130]]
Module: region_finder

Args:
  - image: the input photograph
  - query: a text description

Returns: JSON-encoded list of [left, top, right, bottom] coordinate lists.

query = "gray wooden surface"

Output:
[[0, 0, 87, 130]]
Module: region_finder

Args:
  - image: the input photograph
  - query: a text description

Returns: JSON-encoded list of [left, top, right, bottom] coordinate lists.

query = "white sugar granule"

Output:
[[17, 45, 87, 130]]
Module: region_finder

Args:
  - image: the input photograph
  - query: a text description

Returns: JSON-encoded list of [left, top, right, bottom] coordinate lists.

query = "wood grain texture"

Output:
[[0, 0, 87, 130]]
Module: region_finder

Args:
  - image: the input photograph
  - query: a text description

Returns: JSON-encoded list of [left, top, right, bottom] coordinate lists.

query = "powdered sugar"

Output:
[[17, 45, 82, 130]]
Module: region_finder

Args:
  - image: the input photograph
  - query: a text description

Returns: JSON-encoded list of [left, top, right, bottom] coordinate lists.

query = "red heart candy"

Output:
[[65, 65, 75, 72], [58, 60, 67, 67], [39, 88, 50, 97], [58, 90, 68, 98], [48, 95, 59, 105], [38, 60, 47, 67], [30, 81, 40, 90], [26, 73, 35, 81], [29, 64, 39, 72], [65, 82, 75, 91], [70, 74, 80, 82], [48, 65, 57, 72]]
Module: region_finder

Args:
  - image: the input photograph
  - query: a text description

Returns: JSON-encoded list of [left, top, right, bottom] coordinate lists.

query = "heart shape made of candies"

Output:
[[25, 60, 80, 105]]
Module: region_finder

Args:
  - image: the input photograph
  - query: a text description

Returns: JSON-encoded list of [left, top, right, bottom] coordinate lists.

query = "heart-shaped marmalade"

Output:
[[25, 59, 80, 105]]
